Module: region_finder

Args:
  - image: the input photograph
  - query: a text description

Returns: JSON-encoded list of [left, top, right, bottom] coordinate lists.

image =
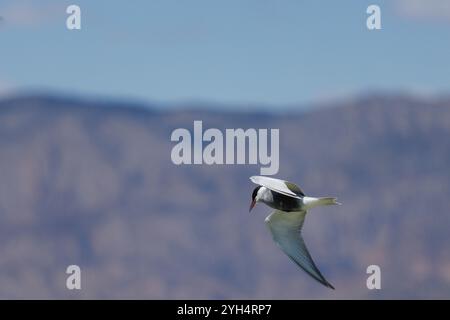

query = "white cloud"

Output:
[[0, 1, 62, 27], [394, 0, 450, 22]]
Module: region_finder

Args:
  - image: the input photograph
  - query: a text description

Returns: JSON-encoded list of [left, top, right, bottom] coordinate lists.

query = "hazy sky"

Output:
[[1, 0, 450, 107]]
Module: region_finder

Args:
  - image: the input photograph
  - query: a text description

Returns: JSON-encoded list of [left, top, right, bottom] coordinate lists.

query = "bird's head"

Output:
[[249, 186, 262, 212]]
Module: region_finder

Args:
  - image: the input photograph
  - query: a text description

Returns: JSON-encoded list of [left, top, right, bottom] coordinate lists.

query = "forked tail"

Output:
[[303, 196, 341, 209], [317, 197, 341, 206]]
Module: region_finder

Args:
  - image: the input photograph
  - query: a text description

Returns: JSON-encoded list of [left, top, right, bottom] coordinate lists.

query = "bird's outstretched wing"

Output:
[[250, 176, 305, 199], [265, 210, 334, 289]]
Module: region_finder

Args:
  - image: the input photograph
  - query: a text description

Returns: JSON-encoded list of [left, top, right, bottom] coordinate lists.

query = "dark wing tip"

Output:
[[317, 276, 335, 290]]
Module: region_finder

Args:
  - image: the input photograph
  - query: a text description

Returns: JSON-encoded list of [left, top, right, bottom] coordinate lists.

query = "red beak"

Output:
[[249, 200, 256, 212]]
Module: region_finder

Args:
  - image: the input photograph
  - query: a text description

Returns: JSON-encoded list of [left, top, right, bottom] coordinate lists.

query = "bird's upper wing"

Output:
[[250, 176, 305, 199], [265, 210, 334, 289]]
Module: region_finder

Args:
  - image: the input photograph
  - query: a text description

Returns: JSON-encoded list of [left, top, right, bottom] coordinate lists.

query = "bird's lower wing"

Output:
[[265, 210, 334, 289]]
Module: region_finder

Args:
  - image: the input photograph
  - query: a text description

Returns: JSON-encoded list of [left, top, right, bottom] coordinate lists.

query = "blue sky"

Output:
[[0, 0, 449, 108]]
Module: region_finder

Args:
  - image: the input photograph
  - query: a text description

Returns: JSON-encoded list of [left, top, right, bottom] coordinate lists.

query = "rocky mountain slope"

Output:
[[0, 94, 449, 298]]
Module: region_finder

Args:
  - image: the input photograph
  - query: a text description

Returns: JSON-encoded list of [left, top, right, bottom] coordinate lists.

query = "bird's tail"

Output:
[[303, 196, 341, 209], [316, 197, 341, 206]]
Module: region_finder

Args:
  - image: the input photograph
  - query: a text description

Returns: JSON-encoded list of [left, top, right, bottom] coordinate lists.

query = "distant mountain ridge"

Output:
[[3, 91, 448, 113], [0, 93, 449, 299]]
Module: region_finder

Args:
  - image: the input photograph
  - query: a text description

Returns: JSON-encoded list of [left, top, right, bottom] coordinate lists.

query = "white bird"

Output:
[[249, 175, 340, 289]]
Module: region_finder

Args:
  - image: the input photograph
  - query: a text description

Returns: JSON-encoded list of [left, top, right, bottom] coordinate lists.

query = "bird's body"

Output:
[[249, 176, 340, 290], [255, 186, 302, 212]]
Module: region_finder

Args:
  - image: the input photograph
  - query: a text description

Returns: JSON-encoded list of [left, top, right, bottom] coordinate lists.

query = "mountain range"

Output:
[[0, 93, 449, 298]]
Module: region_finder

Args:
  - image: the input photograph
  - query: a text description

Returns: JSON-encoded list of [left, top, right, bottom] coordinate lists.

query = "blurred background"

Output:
[[1, 0, 450, 299]]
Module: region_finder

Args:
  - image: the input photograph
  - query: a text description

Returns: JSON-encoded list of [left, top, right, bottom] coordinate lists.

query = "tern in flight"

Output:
[[249, 176, 340, 289]]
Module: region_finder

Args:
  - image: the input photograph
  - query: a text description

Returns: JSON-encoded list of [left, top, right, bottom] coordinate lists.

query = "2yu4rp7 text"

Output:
[[177, 304, 271, 317], [221, 304, 271, 316]]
